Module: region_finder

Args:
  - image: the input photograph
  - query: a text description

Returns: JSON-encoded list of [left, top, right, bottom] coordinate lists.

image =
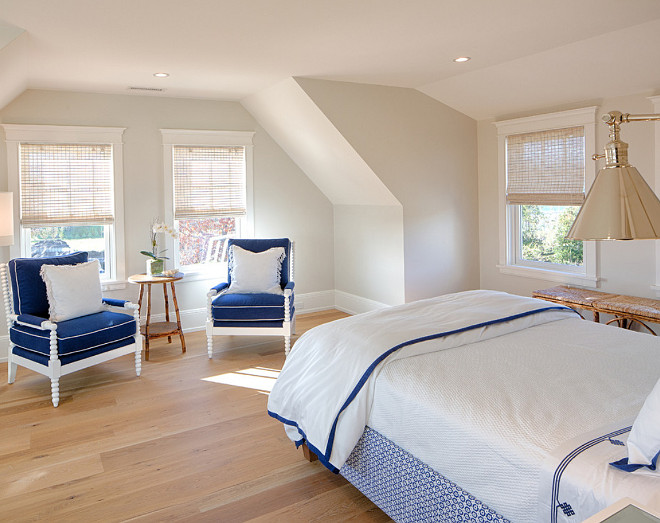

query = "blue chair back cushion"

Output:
[[10, 311, 136, 363], [211, 292, 294, 322], [227, 238, 291, 287], [8, 252, 88, 317]]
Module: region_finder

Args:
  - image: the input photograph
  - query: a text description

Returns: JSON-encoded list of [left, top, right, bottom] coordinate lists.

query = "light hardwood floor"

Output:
[[0, 310, 392, 522]]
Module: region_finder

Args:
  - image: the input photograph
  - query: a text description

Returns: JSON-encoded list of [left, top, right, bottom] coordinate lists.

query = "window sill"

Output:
[[497, 264, 599, 288], [176, 268, 227, 284], [102, 280, 128, 291]]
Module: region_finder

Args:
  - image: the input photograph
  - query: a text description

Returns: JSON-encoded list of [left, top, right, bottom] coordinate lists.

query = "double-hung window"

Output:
[[2, 125, 126, 284], [495, 107, 598, 286], [161, 130, 254, 277]]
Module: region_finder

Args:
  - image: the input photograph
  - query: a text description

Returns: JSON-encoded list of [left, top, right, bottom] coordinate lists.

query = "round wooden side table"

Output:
[[128, 273, 186, 361]]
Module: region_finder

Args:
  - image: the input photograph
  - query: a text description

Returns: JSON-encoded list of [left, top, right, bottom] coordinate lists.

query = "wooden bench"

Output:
[[532, 285, 660, 335]]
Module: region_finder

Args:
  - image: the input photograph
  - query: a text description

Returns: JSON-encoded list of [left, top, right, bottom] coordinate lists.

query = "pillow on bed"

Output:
[[40, 260, 104, 322], [626, 376, 660, 467], [227, 245, 285, 294]]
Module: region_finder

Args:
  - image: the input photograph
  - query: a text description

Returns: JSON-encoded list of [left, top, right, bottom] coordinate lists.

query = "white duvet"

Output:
[[268, 290, 660, 522], [267, 290, 575, 471], [369, 317, 660, 521]]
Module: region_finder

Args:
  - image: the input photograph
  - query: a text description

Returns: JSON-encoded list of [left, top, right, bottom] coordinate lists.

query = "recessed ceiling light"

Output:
[[153, 72, 169, 78], [453, 57, 471, 63]]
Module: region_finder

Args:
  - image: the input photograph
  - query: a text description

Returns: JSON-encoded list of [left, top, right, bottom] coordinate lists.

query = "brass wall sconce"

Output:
[[567, 111, 660, 240]]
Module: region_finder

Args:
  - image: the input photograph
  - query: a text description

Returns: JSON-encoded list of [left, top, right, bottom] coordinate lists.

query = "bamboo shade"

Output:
[[173, 145, 246, 219], [506, 126, 585, 205], [20, 143, 114, 226]]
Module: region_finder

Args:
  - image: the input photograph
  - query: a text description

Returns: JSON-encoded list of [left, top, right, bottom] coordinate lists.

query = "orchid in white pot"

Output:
[[141, 220, 178, 276]]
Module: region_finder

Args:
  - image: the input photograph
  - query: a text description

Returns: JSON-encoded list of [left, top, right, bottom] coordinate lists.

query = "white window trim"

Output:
[[494, 107, 599, 287], [650, 96, 660, 295], [2, 124, 127, 288], [160, 129, 255, 281]]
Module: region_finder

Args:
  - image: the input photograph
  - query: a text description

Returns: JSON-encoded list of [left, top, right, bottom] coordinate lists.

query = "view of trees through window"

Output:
[[520, 205, 583, 266], [177, 217, 238, 266]]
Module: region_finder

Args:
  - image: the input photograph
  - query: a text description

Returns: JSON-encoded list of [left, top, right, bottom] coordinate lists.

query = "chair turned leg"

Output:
[[135, 347, 142, 377], [8, 361, 17, 384], [207, 335, 213, 359], [285, 336, 291, 357], [51, 377, 60, 407]]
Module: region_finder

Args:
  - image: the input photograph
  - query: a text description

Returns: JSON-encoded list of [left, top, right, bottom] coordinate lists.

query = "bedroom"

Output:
[[1, 0, 660, 521]]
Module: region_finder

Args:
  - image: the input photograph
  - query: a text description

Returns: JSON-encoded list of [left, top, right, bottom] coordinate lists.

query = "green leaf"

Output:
[[140, 250, 157, 259]]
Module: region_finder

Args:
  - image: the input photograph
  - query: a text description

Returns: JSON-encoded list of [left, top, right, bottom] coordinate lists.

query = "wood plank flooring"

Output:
[[0, 310, 392, 522]]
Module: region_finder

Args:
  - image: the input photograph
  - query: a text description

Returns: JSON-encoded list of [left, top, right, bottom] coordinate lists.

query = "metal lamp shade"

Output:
[[567, 165, 660, 240], [0, 192, 13, 246]]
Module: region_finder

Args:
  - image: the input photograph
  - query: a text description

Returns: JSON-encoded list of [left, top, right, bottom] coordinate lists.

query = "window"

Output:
[[2, 125, 126, 284], [161, 130, 254, 277], [495, 108, 598, 286]]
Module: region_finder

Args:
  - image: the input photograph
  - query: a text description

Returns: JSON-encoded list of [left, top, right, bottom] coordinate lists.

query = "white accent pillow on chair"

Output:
[[40, 259, 104, 322], [227, 245, 285, 294]]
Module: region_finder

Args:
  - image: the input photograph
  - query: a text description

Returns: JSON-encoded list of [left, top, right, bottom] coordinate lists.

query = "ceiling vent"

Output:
[[127, 86, 165, 92]]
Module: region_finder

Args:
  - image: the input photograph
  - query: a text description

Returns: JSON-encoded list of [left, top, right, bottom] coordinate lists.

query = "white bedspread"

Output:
[[267, 290, 575, 471], [368, 317, 660, 522], [538, 421, 660, 523]]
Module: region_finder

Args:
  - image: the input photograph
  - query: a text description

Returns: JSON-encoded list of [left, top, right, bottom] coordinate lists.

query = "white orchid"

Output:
[[142, 219, 178, 260], [152, 222, 178, 239]]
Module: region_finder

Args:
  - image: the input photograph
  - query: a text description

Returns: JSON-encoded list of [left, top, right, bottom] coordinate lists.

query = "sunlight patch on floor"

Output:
[[202, 367, 280, 393]]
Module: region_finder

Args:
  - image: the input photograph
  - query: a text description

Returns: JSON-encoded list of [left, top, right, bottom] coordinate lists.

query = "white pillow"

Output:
[[227, 245, 285, 294], [40, 260, 104, 322], [626, 376, 660, 466]]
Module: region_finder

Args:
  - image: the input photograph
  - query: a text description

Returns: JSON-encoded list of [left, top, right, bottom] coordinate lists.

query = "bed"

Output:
[[267, 290, 660, 522]]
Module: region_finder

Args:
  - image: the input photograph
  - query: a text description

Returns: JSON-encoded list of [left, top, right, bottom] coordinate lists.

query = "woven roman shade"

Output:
[[506, 126, 585, 205], [173, 145, 246, 219], [20, 143, 114, 226]]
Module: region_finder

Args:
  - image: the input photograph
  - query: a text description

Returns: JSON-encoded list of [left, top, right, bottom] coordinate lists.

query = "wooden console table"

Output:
[[128, 273, 187, 360], [532, 285, 660, 335]]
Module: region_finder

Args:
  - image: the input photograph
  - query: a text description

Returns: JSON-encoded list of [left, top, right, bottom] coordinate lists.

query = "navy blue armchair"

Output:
[[206, 238, 295, 357], [1, 252, 142, 407]]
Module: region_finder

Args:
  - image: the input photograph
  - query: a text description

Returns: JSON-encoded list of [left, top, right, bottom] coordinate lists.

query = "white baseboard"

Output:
[[334, 290, 389, 315], [295, 290, 335, 313], [0, 335, 7, 364], [0, 290, 388, 363]]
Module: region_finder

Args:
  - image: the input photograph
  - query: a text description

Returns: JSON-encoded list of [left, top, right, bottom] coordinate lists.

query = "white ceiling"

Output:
[[1, 0, 660, 119]]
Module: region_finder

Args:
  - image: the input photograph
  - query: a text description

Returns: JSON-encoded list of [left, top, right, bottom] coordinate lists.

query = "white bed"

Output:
[[267, 290, 660, 522]]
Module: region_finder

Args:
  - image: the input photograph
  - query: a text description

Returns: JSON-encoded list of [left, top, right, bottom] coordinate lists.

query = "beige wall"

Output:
[[0, 89, 334, 336], [334, 205, 405, 306], [297, 79, 480, 302], [478, 92, 658, 299]]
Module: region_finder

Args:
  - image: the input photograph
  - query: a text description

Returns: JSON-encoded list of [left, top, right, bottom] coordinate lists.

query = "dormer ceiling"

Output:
[[1, 0, 660, 119]]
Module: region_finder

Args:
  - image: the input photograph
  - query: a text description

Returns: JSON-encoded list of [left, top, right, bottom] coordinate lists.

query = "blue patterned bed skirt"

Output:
[[340, 427, 509, 523]]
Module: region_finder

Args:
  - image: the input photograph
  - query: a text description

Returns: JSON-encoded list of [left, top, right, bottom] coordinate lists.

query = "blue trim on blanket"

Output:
[[550, 426, 632, 523], [269, 305, 574, 473], [610, 448, 660, 472], [267, 409, 340, 473]]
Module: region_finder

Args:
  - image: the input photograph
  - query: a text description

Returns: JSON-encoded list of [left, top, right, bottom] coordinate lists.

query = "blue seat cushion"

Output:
[[10, 311, 136, 356], [211, 292, 294, 321], [12, 337, 135, 366], [8, 252, 88, 317]]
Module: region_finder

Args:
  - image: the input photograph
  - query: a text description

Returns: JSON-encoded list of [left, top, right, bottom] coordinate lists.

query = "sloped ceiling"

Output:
[[0, 0, 659, 119], [0, 20, 26, 111], [242, 78, 399, 206]]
